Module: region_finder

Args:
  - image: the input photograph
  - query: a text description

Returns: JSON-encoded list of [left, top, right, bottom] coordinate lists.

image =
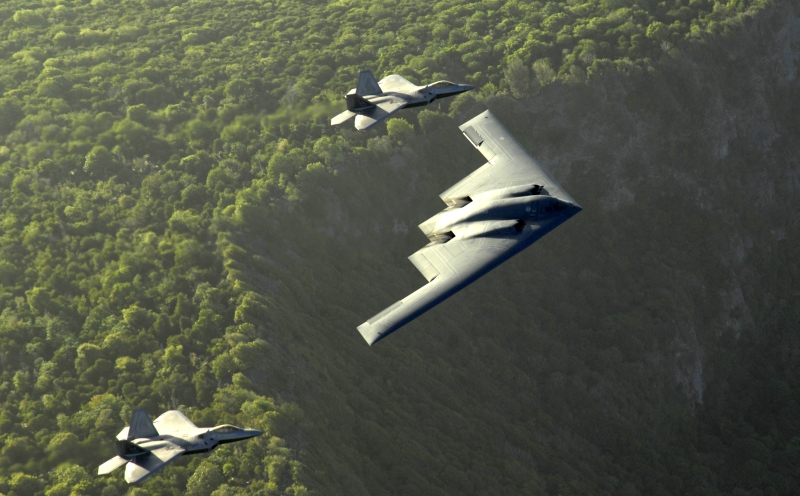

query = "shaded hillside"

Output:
[[221, 2, 800, 494]]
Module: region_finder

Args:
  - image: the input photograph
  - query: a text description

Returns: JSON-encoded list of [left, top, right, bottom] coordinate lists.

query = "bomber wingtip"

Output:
[[357, 323, 380, 346], [357, 324, 373, 345]]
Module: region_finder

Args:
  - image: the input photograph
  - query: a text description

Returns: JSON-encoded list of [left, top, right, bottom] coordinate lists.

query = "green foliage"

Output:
[[83, 146, 115, 177], [385, 118, 415, 145], [12, 9, 46, 27], [0, 0, 789, 494], [532, 58, 557, 87], [504, 57, 533, 98], [0, 99, 24, 135], [186, 461, 224, 496]]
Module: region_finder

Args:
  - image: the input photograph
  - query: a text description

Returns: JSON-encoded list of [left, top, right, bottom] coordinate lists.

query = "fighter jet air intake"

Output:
[[357, 110, 582, 345], [330, 70, 474, 130], [98, 408, 262, 483]]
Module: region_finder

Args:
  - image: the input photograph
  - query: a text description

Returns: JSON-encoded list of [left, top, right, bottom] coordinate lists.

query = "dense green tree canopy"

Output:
[[0, 0, 794, 494]]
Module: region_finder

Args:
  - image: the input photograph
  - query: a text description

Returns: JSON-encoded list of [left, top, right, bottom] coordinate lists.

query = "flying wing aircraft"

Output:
[[357, 110, 582, 345], [331, 70, 474, 130], [98, 408, 262, 483]]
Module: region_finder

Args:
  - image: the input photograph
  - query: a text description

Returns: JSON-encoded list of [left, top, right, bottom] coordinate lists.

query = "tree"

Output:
[[186, 462, 224, 496], [504, 57, 533, 98], [646, 21, 670, 42], [386, 118, 414, 145], [0, 98, 23, 134], [12, 9, 45, 26], [532, 59, 556, 87], [83, 145, 115, 177]]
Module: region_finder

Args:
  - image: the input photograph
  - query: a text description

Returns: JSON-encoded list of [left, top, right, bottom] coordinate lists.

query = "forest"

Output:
[[0, 0, 797, 494]]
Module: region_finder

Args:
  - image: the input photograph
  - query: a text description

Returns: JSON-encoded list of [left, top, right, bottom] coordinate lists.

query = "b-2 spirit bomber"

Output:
[[98, 408, 262, 483], [357, 110, 582, 345], [331, 70, 474, 130]]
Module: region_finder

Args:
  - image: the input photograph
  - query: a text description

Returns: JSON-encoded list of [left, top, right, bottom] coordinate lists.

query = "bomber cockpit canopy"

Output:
[[211, 425, 242, 433]]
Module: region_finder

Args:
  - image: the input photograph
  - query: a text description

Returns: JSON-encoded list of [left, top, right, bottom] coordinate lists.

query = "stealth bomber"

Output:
[[98, 408, 262, 483], [331, 70, 474, 130], [357, 110, 582, 345]]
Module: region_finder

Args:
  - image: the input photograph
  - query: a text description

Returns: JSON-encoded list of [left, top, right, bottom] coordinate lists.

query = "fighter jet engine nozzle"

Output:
[[115, 439, 148, 459], [346, 94, 375, 112]]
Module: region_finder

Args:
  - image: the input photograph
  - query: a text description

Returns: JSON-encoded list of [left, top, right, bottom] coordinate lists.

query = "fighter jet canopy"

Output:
[[426, 81, 457, 88], [211, 425, 243, 433]]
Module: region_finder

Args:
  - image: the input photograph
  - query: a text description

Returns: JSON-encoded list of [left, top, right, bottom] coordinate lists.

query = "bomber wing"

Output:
[[354, 96, 407, 130], [441, 110, 576, 205], [357, 110, 579, 345], [357, 216, 570, 345], [124, 442, 185, 484]]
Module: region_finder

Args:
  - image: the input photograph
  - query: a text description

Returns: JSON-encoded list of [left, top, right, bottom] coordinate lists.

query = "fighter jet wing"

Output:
[[354, 96, 407, 130], [124, 442, 185, 483], [153, 410, 198, 434], [441, 110, 576, 205], [377, 74, 418, 93]]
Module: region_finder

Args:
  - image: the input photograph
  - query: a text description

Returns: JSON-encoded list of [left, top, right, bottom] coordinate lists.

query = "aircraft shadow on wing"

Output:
[[357, 110, 582, 345]]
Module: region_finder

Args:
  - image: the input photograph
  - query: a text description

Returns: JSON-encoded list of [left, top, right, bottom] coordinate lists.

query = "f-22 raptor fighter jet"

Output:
[[331, 70, 474, 130], [357, 110, 582, 345], [98, 408, 262, 483]]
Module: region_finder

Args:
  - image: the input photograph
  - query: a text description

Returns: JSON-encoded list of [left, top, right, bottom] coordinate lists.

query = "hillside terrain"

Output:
[[0, 0, 798, 495]]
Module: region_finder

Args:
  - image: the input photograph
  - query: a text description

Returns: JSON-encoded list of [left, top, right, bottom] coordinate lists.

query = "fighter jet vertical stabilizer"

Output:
[[127, 408, 158, 439]]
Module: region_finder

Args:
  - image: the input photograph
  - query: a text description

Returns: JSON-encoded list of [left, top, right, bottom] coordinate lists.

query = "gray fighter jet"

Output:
[[331, 70, 474, 130], [98, 408, 262, 483], [357, 110, 582, 345]]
